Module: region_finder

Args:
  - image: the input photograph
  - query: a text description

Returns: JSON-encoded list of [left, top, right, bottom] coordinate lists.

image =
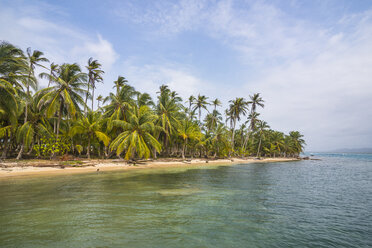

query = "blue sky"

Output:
[[1, 0, 372, 151]]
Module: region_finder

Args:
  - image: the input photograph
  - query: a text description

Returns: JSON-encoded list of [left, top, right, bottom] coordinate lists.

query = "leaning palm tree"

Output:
[[226, 97, 249, 154], [256, 120, 270, 157], [37, 63, 87, 139], [193, 94, 209, 123], [110, 105, 161, 160], [39, 63, 59, 88]]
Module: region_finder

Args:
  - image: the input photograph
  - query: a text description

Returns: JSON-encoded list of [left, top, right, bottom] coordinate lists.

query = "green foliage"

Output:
[[0, 40, 306, 160], [33, 137, 70, 157]]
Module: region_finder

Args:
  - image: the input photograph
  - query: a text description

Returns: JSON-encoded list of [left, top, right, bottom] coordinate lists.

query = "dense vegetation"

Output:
[[0, 41, 305, 161]]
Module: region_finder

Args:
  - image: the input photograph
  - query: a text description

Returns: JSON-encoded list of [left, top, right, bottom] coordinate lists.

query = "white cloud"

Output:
[[0, 4, 118, 86]]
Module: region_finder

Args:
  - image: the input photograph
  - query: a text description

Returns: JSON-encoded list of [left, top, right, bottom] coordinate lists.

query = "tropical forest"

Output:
[[0, 41, 305, 161]]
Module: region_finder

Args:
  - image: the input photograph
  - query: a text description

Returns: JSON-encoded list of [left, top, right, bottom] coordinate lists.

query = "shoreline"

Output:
[[0, 158, 299, 179]]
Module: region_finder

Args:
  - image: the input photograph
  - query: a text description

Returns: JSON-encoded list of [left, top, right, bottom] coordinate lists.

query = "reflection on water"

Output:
[[0, 155, 371, 248]]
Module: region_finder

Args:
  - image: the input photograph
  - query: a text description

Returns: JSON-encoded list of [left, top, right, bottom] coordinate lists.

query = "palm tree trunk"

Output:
[[84, 83, 90, 114], [242, 128, 251, 151], [16, 144, 24, 160], [1, 132, 9, 159], [87, 136, 91, 159], [230, 118, 236, 157], [91, 86, 94, 112], [256, 137, 262, 157], [56, 103, 63, 139], [182, 140, 187, 160]]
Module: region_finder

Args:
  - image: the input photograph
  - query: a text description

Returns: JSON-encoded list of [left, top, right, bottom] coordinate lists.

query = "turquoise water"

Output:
[[0, 154, 371, 247]]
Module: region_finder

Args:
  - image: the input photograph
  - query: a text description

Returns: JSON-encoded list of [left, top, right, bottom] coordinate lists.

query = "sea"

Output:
[[0, 153, 371, 247]]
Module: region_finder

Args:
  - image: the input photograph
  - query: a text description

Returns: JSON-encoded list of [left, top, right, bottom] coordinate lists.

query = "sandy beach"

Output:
[[0, 158, 299, 179]]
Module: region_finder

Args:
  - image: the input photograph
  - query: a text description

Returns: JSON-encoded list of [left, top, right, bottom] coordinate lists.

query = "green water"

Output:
[[0, 157, 371, 247]]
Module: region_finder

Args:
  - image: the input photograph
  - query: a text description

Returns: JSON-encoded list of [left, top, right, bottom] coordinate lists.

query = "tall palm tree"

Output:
[[155, 85, 182, 155], [24, 48, 49, 123], [110, 105, 161, 160], [16, 48, 48, 159], [242, 111, 260, 151], [226, 97, 249, 153], [193, 94, 209, 123], [85, 57, 104, 112], [37, 63, 87, 139]]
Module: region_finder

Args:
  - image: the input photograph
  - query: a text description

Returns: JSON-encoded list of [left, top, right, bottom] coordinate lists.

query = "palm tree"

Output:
[[71, 111, 110, 159], [193, 94, 209, 123], [40, 63, 59, 88], [242, 93, 264, 153], [136, 92, 154, 107], [288, 131, 306, 157], [15, 48, 48, 160], [24, 48, 49, 123], [16, 96, 52, 159], [226, 97, 249, 154], [113, 76, 128, 96], [256, 120, 270, 157], [204, 110, 222, 131], [156, 85, 181, 155], [270, 131, 284, 157], [96, 95, 103, 109], [248, 93, 264, 114], [110, 105, 161, 160], [212, 98, 222, 111], [85, 58, 104, 112], [178, 119, 201, 159], [0, 41, 26, 77], [242, 111, 260, 151], [103, 83, 137, 121], [37, 63, 87, 139]]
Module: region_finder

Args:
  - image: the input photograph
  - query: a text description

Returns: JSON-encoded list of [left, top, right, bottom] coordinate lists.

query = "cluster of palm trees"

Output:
[[0, 41, 305, 161]]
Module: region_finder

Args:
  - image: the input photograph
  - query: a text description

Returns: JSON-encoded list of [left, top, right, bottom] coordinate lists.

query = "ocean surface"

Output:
[[0, 154, 371, 247]]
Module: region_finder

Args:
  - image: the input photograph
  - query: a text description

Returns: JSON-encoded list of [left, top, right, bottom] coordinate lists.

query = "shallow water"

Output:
[[0, 154, 371, 247]]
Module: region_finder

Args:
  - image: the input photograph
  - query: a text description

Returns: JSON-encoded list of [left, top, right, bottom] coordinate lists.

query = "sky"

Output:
[[1, 0, 372, 151]]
